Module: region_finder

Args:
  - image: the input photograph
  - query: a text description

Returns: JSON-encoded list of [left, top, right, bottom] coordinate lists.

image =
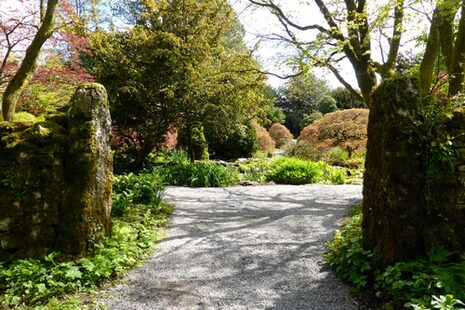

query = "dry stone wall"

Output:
[[0, 84, 112, 262], [363, 77, 465, 265]]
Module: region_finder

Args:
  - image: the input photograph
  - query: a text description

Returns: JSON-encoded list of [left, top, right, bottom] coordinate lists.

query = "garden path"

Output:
[[105, 184, 363, 310]]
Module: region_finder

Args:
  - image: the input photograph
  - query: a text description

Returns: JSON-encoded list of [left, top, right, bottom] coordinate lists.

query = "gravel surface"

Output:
[[105, 184, 363, 310]]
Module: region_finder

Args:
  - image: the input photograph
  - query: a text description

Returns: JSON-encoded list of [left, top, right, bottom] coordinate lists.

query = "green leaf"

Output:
[[65, 266, 82, 280]]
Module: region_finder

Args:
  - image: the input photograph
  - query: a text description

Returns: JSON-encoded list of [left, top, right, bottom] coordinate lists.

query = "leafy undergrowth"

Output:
[[0, 173, 173, 309], [148, 150, 355, 187], [266, 157, 346, 185], [326, 204, 465, 309], [237, 159, 272, 183], [158, 160, 240, 187]]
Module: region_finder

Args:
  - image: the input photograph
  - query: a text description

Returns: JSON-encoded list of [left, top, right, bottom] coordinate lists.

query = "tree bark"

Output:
[[1, 0, 59, 121], [448, 0, 465, 96], [419, 7, 442, 95]]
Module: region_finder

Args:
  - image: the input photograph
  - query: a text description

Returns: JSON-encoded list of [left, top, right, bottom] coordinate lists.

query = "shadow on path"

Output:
[[105, 184, 363, 310]]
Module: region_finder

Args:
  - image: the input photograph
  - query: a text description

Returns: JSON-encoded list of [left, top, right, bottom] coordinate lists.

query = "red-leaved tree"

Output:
[[0, 0, 93, 120], [298, 108, 369, 158]]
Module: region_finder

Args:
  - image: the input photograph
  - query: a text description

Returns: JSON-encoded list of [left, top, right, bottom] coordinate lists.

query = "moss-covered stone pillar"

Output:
[[59, 84, 113, 256], [362, 78, 426, 265]]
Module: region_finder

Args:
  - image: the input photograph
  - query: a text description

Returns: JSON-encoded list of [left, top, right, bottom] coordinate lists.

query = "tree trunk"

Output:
[[186, 125, 196, 163], [1, 0, 59, 121], [353, 61, 377, 105], [448, 0, 465, 97], [419, 7, 442, 95]]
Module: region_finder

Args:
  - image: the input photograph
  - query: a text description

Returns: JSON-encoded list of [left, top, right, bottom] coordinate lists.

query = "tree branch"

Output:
[[326, 63, 363, 101], [248, 0, 329, 33]]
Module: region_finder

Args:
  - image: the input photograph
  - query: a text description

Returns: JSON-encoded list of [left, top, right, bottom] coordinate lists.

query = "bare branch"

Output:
[[327, 64, 363, 101], [248, 0, 329, 33]]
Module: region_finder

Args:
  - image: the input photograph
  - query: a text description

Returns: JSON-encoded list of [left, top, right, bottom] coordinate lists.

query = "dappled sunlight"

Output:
[[106, 185, 362, 309]]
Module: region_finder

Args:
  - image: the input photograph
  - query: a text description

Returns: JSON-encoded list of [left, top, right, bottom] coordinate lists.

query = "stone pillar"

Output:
[[362, 77, 426, 265], [60, 83, 113, 256]]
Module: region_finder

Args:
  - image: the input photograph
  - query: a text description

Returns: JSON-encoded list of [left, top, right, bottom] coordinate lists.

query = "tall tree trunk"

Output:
[[353, 61, 377, 105], [419, 7, 442, 95], [1, 0, 59, 121], [449, 0, 465, 97]]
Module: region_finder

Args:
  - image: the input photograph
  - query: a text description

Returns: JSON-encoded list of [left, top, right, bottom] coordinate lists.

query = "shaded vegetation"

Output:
[[326, 204, 465, 309], [0, 171, 172, 309]]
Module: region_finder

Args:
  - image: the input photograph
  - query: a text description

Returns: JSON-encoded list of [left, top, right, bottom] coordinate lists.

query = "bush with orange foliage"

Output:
[[251, 121, 275, 152], [269, 123, 293, 148], [298, 108, 369, 158]]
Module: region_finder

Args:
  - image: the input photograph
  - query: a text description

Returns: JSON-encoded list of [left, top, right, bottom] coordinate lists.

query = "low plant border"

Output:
[[325, 203, 465, 309], [0, 203, 173, 309]]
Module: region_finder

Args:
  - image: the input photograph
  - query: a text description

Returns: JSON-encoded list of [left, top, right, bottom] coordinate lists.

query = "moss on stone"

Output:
[[0, 84, 112, 262], [1, 121, 67, 151]]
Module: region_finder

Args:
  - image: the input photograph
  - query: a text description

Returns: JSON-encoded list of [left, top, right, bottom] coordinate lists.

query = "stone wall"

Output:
[[363, 77, 465, 265], [422, 108, 465, 251], [0, 84, 112, 262]]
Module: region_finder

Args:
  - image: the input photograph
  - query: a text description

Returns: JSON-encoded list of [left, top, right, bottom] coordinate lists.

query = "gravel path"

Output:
[[105, 184, 363, 310]]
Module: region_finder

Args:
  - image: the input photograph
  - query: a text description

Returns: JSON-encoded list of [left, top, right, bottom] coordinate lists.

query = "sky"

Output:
[[229, 0, 358, 89], [229, 0, 432, 90]]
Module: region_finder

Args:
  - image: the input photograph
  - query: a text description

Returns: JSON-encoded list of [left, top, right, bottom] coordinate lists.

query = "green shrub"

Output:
[[158, 161, 239, 187], [327, 147, 349, 166], [266, 158, 346, 185], [344, 157, 365, 169], [143, 150, 189, 170], [318, 95, 338, 114], [0, 203, 173, 308], [112, 172, 165, 217], [322, 165, 346, 184], [266, 158, 323, 184], [207, 123, 258, 160]]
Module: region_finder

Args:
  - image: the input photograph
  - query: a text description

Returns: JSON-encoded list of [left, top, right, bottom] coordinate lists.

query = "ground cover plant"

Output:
[[0, 172, 172, 309], [326, 204, 465, 309]]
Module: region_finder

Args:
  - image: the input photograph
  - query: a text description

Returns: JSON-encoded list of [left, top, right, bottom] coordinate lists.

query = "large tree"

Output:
[[276, 73, 330, 135], [249, 0, 408, 103], [250, 0, 465, 101], [92, 0, 269, 166]]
